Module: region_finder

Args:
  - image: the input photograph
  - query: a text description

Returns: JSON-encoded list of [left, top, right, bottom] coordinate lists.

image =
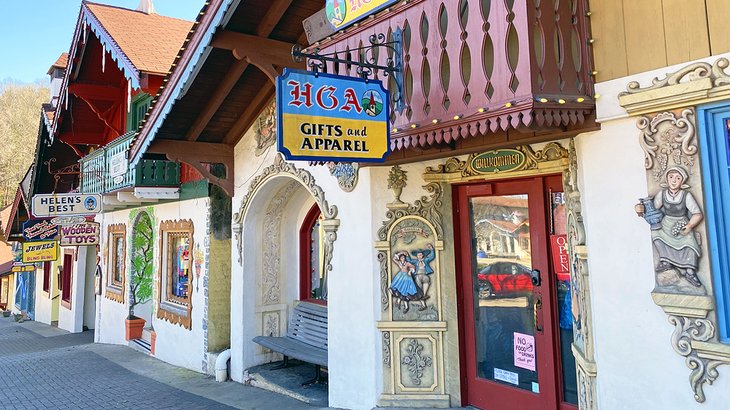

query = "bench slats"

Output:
[[253, 301, 328, 367]]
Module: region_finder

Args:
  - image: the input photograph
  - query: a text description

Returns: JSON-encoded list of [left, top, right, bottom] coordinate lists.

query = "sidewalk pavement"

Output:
[[0, 317, 468, 410]]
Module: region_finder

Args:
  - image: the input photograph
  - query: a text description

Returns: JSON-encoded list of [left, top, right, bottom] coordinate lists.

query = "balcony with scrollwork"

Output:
[[310, 0, 595, 159], [80, 132, 180, 206]]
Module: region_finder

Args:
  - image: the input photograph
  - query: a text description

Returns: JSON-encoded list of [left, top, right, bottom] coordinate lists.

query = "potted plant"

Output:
[[126, 213, 154, 341]]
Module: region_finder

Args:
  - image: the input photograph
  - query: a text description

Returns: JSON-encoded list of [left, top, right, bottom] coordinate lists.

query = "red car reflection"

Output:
[[477, 262, 533, 298]]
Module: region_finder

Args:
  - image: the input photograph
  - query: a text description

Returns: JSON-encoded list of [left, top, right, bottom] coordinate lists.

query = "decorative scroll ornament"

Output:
[[261, 182, 300, 305], [424, 143, 569, 178], [636, 109, 697, 181], [620, 58, 730, 95], [401, 339, 432, 386], [232, 153, 338, 265], [327, 162, 359, 192], [668, 315, 721, 402], [254, 99, 276, 157], [383, 332, 391, 368]]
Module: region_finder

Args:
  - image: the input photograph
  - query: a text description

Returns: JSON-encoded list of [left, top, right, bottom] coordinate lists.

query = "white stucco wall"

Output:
[[94, 197, 210, 373], [230, 131, 382, 410], [34, 264, 53, 325], [58, 246, 91, 333], [574, 55, 730, 409]]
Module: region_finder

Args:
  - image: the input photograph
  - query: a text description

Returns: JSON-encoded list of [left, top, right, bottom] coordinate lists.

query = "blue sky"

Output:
[[0, 1, 204, 83]]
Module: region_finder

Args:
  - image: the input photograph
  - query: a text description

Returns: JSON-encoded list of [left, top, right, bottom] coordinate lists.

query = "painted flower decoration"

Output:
[[387, 165, 407, 190]]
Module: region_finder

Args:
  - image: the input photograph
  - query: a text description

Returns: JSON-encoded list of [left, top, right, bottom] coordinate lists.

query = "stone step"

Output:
[[245, 360, 328, 408], [140, 328, 153, 343], [129, 338, 151, 355]]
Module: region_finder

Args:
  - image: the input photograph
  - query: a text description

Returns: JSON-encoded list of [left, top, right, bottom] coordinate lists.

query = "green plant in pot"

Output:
[[126, 212, 154, 340]]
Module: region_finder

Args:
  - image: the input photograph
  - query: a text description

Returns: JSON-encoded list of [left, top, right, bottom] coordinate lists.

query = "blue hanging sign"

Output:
[[22, 219, 60, 242], [277, 68, 390, 163]]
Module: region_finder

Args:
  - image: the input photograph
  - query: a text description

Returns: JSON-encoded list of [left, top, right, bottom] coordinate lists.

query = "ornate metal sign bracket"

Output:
[[45, 157, 81, 191], [292, 30, 404, 113]]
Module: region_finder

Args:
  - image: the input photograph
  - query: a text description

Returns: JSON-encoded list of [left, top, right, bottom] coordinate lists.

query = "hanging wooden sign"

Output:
[[277, 68, 390, 162], [22, 241, 59, 263], [22, 219, 60, 242]]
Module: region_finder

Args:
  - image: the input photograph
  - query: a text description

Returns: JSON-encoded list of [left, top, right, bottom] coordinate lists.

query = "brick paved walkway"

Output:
[[0, 317, 323, 410]]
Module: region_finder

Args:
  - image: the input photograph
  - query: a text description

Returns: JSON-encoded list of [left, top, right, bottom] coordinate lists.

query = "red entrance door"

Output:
[[455, 175, 577, 410]]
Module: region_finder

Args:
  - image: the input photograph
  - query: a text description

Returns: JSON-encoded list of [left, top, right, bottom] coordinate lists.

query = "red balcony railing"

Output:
[[312, 0, 594, 150]]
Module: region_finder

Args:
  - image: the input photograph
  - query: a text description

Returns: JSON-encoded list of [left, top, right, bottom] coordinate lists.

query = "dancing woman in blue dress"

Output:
[[390, 252, 421, 313]]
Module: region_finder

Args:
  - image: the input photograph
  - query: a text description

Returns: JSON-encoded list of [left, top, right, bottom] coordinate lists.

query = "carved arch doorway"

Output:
[[232, 155, 339, 371]]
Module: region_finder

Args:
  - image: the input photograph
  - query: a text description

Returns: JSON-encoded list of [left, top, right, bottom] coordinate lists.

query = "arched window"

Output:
[[299, 203, 327, 303]]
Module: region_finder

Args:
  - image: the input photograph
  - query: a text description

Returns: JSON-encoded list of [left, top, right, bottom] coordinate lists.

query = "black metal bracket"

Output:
[[45, 157, 81, 191], [292, 30, 405, 113]]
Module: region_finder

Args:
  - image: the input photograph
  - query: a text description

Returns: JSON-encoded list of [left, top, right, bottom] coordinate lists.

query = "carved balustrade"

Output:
[[313, 0, 594, 150]]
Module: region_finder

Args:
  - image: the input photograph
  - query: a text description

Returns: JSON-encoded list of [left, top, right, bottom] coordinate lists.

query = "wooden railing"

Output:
[[313, 0, 594, 149], [80, 132, 180, 194]]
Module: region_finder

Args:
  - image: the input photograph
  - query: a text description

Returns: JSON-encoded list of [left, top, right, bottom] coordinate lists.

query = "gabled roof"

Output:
[[85, 2, 193, 76], [47, 53, 69, 74]]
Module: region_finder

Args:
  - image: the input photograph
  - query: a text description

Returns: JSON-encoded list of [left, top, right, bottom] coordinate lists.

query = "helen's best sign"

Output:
[[32, 193, 102, 217], [277, 68, 390, 163]]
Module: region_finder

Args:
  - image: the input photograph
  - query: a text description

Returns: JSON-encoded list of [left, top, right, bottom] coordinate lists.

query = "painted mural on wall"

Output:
[[129, 208, 155, 319], [389, 218, 438, 320], [634, 109, 707, 295]]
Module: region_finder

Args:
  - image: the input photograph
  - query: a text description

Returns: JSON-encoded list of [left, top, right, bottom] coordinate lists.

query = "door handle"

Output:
[[531, 269, 541, 286], [534, 294, 543, 333]]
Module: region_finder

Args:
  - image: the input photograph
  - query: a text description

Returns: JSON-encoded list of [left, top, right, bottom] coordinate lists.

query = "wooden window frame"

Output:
[[698, 103, 730, 343], [42, 261, 52, 295], [299, 203, 326, 304], [60, 250, 75, 310], [157, 219, 194, 329], [105, 223, 126, 303]]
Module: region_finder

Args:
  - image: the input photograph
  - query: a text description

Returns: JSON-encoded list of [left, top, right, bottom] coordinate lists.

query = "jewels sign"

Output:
[[277, 69, 390, 163], [325, 0, 398, 31], [32, 193, 102, 217], [60, 222, 100, 247], [22, 241, 59, 263]]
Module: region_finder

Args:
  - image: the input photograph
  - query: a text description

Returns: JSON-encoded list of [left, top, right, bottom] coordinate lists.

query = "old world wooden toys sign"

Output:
[[277, 68, 390, 162]]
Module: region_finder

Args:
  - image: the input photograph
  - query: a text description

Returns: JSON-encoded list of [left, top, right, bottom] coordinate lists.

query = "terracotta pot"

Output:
[[125, 317, 146, 341], [150, 330, 157, 355]]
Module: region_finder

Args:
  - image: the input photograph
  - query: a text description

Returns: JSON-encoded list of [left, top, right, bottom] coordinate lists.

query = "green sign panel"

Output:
[[470, 149, 526, 173]]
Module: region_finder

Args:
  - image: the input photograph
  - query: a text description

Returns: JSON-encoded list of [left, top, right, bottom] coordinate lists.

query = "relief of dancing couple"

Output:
[[389, 243, 435, 313]]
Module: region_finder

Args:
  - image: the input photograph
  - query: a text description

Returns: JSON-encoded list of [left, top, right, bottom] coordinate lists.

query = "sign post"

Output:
[[277, 68, 390, 163]]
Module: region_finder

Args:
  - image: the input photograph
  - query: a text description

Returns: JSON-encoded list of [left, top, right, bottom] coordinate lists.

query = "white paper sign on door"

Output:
[[514, 332, 536, 371]]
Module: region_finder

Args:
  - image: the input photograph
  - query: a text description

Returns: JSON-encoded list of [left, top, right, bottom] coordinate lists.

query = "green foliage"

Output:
[[129, 212, 154, 314], [0, 80, 50, 207]]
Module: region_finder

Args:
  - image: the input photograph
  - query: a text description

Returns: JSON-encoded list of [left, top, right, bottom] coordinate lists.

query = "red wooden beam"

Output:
[[147, 140, 234, 196]]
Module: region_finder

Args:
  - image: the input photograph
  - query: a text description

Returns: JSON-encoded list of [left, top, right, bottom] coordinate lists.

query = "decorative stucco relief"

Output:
[[563, 140, 598, 410], [261, 181, 300, 305], [232, 154, 339, 273], [634, 109, 727, 402], [254, 99, 276, 156], [621, 58, 730, 95], [327, 162, 359, 192], [376, 168, 449, 406]]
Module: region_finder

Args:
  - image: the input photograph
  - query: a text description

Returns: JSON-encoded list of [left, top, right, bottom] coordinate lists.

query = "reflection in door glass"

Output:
[[550, 191, 578, 405], [469, 194, 537, 392]]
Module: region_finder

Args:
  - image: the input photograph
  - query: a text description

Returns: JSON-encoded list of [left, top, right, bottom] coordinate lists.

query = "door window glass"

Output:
[[469, 194, 538, 391], [550, 191, 578, 405]]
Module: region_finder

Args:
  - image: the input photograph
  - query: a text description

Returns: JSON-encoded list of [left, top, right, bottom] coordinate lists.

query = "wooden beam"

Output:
[[184, 0, 293, 142], [147, 139, 234, 196], [257, 0, 294, 35], [185, 59, 249, 141], [211, 30, 298, 82], [68, 82, 122, 101], [223, 80, 275, 144]]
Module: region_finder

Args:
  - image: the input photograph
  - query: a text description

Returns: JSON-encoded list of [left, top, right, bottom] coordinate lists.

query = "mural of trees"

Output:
[[129, 211, 154, 319]]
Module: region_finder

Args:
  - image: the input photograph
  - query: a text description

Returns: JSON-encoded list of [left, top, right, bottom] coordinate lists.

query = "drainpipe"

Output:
[[215, 349, 231, 382]]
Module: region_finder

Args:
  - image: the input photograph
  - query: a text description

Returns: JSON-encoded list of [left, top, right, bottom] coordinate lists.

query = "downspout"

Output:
[[215, 349, 231, 382]]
